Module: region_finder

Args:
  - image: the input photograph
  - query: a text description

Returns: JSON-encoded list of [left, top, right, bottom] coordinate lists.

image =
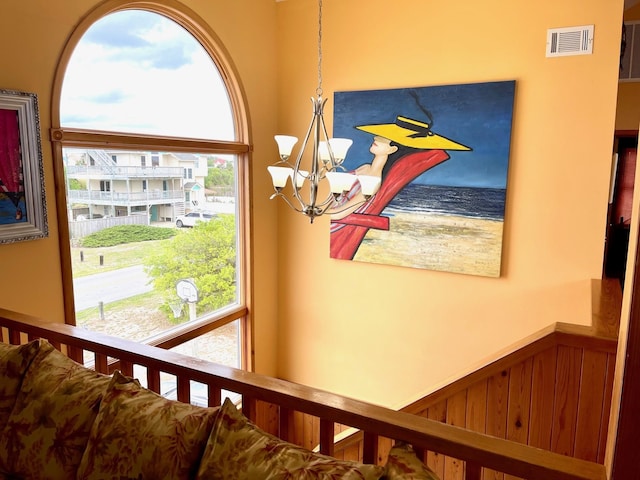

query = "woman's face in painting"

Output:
[[369, 136, 397, 156]]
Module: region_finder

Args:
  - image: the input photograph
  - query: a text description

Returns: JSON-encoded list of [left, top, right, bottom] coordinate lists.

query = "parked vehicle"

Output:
[[175, 211, 216, 228]]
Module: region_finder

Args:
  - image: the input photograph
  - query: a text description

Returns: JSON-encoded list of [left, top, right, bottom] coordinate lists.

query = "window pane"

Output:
[[60, 10, 235, 141], [170, 321, 240, 368], [66, 147, 239, 342]]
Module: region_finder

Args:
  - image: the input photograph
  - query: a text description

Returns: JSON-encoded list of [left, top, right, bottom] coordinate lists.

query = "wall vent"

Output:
[[546, 25, 594, 57], [620, 21, 640, 82]]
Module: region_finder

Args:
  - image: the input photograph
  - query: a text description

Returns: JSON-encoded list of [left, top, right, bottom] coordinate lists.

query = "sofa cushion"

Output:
[[0, 339, 42, 427], [0, 340, 110, 480], [196, 397, 385, 480], [383, 443, 440, 480], [77, 371, 220, 480]]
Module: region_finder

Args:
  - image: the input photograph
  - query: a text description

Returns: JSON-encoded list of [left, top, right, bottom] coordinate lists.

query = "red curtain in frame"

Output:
[[0, 108, 24, 211]]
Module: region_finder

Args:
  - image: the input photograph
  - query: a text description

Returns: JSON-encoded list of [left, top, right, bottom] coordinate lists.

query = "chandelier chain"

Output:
[[317, 0, 323, 97]]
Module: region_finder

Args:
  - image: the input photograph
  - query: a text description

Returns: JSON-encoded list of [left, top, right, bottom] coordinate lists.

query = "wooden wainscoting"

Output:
[[289, 327, 616, 480]]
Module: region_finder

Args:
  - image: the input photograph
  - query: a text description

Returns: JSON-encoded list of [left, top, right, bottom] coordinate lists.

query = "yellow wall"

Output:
[[0, 0, 626, 407], [616, 4, 640, 130], [275, 0, 623, 407], [0, 0, 280, 375]]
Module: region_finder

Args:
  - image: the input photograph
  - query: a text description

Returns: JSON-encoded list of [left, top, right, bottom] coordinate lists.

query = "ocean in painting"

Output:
[[385, 184, 506, 221], [0, 196, 27, 225], [352, 184, 506, 277]]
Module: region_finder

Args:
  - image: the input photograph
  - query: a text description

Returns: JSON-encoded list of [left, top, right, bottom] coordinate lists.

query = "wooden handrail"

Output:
[[0, 308, 606, 480]]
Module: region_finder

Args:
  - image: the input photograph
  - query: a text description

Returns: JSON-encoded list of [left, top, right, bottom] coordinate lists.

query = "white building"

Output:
[[64, 149, 208, 222]]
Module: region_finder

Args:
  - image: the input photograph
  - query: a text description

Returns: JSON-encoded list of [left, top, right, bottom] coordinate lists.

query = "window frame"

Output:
[[49, 0, 253, 370]]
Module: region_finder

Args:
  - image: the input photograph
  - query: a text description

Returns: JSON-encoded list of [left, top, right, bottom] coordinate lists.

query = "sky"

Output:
[[333, 81, 516, 189], [60, 10, 235, 141]]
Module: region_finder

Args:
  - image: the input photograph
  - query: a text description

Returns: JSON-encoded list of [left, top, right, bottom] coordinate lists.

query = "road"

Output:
[[73, 264, 153, 311]]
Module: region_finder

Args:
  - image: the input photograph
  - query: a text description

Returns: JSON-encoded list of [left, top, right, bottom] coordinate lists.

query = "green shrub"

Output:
[[81, 225, 176, 247]]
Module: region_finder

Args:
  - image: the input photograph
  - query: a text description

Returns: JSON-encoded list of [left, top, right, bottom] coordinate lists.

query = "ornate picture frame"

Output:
[[0, 89, 48, 243]]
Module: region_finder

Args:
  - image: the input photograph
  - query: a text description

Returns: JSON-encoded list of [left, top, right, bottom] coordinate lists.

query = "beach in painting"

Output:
[[352, 210, 504, 277], [345, 184, 506, 277]]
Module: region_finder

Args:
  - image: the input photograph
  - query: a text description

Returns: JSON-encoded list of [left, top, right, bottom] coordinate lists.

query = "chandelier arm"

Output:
[[271, 190, 306, 214], [317, 110, 338, 170], [289, 96, 325, 214], [308, 98, 324, 210], [319, 197, 369, 216]]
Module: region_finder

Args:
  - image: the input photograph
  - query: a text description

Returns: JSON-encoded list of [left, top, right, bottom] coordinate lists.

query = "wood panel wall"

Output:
[[287, 329, 617, 480]]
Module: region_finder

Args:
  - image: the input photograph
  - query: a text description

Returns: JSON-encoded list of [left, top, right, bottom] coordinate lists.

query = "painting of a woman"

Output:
[[330, 81, 516, 277]]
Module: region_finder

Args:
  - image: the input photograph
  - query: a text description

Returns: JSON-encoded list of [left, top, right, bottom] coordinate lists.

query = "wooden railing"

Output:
[[326, 323, 617, 479], [0, 308, 606, 480]]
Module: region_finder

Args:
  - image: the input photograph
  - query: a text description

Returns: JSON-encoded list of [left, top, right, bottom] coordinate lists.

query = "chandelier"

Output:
[[268, 0, 370, 223]]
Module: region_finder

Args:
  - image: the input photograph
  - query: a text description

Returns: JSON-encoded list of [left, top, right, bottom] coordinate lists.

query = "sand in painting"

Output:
[[352, 210, 504, 277]]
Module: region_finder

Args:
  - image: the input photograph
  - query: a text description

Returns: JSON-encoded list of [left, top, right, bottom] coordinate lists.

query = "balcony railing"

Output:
[[66, 165, 184, 178], [67, 189, 184, 204]]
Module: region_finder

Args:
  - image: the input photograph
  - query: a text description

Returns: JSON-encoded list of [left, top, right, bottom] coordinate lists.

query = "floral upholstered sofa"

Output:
[[0, 338, 440, 480]]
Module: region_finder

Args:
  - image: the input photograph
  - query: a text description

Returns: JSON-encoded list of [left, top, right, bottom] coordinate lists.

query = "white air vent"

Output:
[[620, 21, 640, 82], [546, 25, 594, 57]]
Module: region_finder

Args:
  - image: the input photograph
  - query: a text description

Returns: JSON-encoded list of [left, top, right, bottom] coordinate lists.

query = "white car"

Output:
[[175, 211, 216, 228]]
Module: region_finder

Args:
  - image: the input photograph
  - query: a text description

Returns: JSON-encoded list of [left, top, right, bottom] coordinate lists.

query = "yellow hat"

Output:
[[356, 116, 471, 151]]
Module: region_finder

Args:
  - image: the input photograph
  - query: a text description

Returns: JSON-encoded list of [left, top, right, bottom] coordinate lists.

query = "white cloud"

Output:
[[60, 10, 235, 141]]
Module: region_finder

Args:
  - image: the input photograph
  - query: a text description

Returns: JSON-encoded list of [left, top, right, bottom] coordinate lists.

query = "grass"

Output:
[[75, 290, 163, 323], [70, 239, 167, 277]]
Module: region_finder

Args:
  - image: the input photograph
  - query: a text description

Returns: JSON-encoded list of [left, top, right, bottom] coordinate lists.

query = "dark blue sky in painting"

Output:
[[333, 80, 516, 189]]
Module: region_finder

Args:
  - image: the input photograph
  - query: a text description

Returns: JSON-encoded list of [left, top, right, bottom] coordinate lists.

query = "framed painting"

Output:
[[0, 89, 48, 244], [329, 81, 515, 277]]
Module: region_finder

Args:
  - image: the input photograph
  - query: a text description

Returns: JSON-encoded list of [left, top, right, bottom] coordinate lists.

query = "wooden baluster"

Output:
[[177, 376, 190, 403], [413, 446, 426, 462], [95, 352, 109, 374], [147, 368, 161, 394], [67, 345, 84, 364], [208, 384, 221, 407], [9, 328, 20, 345], [279, 406, 295, 443], [362, 432, 379, 465], [119, 359, 134, 377], [319, 419, 335, 456], [465, 461, 482, 480], [242, 394, 257, 422]]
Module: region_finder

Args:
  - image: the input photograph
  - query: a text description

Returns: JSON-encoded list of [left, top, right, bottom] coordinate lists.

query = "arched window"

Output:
[[51, 1, 251, 376]]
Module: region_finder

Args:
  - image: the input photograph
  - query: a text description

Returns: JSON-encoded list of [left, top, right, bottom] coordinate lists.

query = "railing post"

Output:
[[119, 359, 134, 377], [147, 368, 161, 393], [242, 394, 257, 422], [363, 432, 379, 465], [207, 384, 222, 408], [177, 376, 191, 403], [95, 352, 109, 374], [465, 461, 482, 480], [279, 406, 295, 443], [67, 345, 84, 364], [319, 419, 335, 457]]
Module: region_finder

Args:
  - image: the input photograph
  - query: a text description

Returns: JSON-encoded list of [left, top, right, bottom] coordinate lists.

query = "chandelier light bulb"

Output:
[[274, 135, 298, 160], [326, 171, 357, 195], [357, 175, 382, 198], [267, 166, 293, 189], [327, 138, 353, 163]]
